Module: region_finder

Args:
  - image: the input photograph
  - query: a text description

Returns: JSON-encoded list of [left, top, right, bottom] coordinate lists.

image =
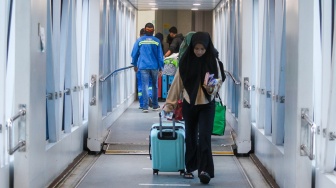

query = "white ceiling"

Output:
[[126, 0, 222, 11]]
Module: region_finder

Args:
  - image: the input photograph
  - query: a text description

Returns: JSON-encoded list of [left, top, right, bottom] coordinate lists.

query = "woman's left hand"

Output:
[[202, 84, 215, 94]]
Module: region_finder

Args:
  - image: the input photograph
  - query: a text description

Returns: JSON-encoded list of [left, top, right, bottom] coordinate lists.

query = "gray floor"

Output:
[[54, 101, 273, 188], [77, 155, 252, 188], [105, 101, 234, 155]]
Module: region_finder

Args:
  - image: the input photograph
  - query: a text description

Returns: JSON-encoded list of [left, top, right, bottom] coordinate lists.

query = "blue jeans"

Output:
[[140, 69, 159, 110], [137, 71, 152, 108]]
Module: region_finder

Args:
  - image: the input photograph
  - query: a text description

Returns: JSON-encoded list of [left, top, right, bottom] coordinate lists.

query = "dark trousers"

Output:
[[182, 100, 215, 178]]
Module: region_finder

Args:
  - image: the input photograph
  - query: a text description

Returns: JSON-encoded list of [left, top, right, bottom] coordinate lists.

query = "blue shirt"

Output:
[[131, 35, 164, 70]]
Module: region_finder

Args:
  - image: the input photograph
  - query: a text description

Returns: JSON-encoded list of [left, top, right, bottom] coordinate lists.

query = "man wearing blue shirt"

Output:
[[131, 23, 164, 113], [136, 28, 153, 109]]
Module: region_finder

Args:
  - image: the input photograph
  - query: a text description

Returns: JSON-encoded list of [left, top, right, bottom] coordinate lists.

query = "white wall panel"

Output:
[[1, 0, 136, 186], [284, 0, 315, 187], [252, 124, 285, 188], [0, 0, 10, 187]]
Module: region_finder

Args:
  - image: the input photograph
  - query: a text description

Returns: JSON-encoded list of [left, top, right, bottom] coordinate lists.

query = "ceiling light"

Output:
[[193, 3, 201, 6], [151, 7, 158, 10], [149, 3, 157, 6], [191, 8, 198, 11]]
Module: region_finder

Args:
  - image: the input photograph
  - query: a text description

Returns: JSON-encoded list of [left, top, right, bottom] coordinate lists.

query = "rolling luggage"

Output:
[[158, 75, 162, 98], [149, 113, 185, 175], [161, 75, 168, 99], [161, 75, 175, 99]]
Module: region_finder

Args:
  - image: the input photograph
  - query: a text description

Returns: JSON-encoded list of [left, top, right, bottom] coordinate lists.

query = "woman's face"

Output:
[[193, 43, 206, 57]]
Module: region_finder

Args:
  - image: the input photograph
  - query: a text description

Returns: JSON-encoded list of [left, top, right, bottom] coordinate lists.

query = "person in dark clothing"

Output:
[[166, 34, 173, 47], [164, 26, 184, 58], [163, 32, 223, 184], [155, 32, 164, 51], [140, 28, 145, 36]]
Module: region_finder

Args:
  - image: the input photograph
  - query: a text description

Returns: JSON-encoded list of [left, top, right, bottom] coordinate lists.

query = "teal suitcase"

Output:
[[149, 114, 185, 175], [161, 75, 175, 99]]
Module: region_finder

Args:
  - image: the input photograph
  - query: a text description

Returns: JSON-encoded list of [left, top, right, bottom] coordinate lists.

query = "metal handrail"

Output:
[[7, 107, 26, 155], [100, 66, 134, 82], [224, 70, 241, 85]]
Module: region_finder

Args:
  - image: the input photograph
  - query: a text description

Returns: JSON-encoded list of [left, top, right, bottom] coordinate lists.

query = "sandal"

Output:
[[183, 172, 194, 179], [199, 171, 211, 184]]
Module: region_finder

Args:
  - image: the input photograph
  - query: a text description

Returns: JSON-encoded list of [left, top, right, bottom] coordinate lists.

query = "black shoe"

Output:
[[199, 171, 211, 184]]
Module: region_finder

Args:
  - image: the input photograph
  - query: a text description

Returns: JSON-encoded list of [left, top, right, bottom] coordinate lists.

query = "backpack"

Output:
[[178, 32, 196, 60]]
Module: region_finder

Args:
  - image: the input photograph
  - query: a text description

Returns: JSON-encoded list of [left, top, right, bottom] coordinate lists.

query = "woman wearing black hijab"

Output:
[[163, 32, 223, 184]]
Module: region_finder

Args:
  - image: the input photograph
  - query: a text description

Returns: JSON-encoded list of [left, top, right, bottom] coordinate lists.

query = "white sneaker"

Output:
[[142, 109, 149, 113]]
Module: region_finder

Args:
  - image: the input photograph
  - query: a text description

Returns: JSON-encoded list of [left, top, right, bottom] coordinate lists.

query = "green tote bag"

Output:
[[212, 94, 226, 136]]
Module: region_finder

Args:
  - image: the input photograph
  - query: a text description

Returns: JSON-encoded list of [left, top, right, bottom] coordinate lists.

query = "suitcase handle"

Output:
[[159, 112, 175, 138]]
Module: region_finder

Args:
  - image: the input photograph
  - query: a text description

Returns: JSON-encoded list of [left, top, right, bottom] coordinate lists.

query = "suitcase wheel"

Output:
[[153, 169, 159, 175]]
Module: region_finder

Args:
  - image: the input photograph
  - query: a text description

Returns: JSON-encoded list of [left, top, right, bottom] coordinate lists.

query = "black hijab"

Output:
[[179, 32, 218, 105]]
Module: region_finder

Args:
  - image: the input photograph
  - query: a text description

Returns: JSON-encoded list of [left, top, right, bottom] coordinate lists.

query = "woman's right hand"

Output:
[[162, 104, 174, 118]]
